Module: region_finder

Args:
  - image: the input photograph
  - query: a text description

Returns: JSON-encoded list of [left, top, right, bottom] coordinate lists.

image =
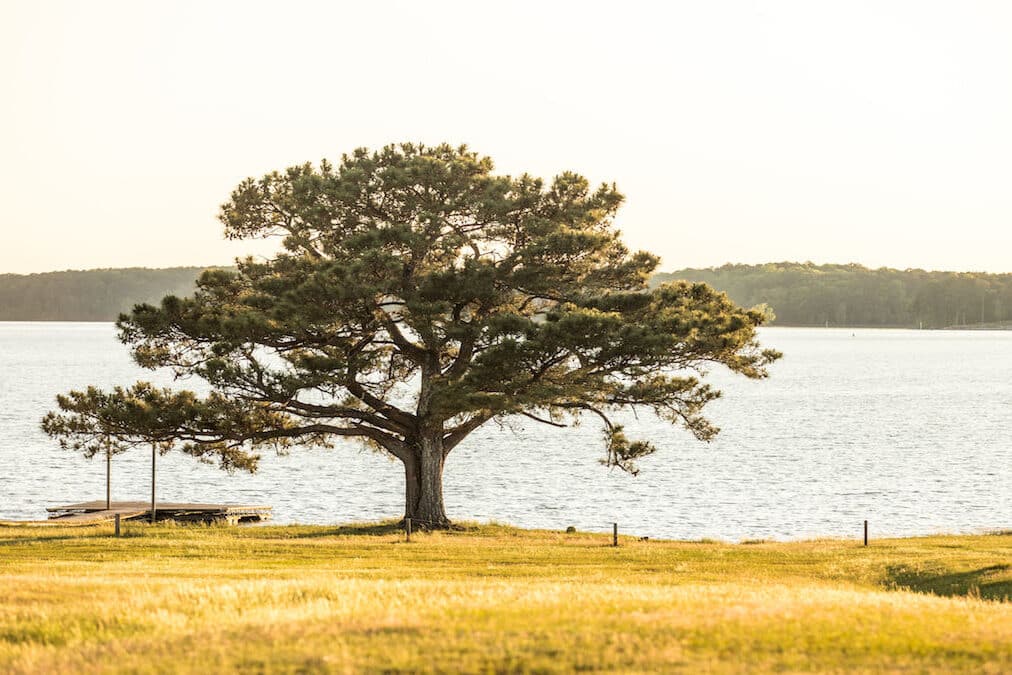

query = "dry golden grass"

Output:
[[0, 522, 1008, 673]]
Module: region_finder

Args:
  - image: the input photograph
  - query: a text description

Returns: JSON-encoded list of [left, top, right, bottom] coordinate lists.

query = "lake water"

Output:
[[0, 323, 1009, 541]]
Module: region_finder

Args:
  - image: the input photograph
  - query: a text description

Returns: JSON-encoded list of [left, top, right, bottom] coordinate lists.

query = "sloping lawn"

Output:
[[0, 523, 1008, 673]]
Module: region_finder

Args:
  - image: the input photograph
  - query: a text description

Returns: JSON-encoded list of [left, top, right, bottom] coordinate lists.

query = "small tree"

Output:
[[42, 384, 265, 518], [40, 396, 129, 510], [42, 384, 263, 472], [43, 143, 780, 528]]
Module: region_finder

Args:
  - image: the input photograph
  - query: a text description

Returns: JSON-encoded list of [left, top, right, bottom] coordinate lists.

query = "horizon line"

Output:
[[3, 260, 1012, 277]]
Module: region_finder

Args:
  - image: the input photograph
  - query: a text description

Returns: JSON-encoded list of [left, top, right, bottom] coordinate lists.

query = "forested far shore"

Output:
[[0, 267, 213, 321], [656, 262, 1012, 328], [2, 262, 1012, 327]]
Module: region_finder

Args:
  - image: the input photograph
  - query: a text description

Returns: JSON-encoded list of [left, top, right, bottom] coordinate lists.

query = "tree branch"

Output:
[[380, 315, 429, 363], [247, 423, 411, 461], [442, 412, 493, 455], [278, 399, 411, 436], [520, 411, 568, 428]]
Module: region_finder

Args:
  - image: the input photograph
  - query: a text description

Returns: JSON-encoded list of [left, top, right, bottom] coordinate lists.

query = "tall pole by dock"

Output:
[[106, 447, 111, 511], [151, 442, 157, 524]]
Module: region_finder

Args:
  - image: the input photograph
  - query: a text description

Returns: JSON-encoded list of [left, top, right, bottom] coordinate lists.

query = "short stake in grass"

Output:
[[613, 522, 618, 547], [864, 519, 869, 546]]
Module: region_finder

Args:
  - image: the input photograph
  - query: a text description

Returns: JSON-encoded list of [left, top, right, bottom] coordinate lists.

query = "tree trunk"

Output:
[[403, 452, 420, 523], [402, 432, 450, 529]]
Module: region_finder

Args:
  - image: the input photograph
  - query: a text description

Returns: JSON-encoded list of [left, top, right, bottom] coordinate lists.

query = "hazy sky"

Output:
[[2, 1, 1011, 274]]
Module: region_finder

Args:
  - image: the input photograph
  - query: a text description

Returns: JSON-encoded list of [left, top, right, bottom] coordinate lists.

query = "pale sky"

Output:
[[2, 0, 1011, 275]]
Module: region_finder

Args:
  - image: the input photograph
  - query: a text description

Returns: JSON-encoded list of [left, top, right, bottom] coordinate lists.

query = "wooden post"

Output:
[[863, 520, 868, 546], [114, 513, 121, 537], [150, 443, 157, 524], [613, 522, 618, 547], [405, 518, 412, 542], [105, 447, 111, 511]]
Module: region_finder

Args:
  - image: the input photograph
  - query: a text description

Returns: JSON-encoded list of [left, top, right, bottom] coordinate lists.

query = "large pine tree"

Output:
[[44, 143, 780, 527]]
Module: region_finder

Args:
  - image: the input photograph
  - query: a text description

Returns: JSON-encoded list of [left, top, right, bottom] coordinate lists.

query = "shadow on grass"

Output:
[[267, 520, 495, 539], [276, 521, 407, 538], [885, 563, 1011, 601]]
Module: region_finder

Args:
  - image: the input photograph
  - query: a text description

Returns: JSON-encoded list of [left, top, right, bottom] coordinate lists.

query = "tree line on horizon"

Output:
[[2, 261, 1011, 327], [0, 267, 210, 321], [655, 262, 1012, 328]]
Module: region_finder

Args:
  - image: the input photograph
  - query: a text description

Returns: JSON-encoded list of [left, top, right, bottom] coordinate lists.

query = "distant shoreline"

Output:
[[4, 263, 1012, 326], [2, 320, 1012, 332]]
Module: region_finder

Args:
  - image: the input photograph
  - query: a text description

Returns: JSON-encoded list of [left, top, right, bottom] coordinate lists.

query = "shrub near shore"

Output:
[[0, 524, 1009, 673]]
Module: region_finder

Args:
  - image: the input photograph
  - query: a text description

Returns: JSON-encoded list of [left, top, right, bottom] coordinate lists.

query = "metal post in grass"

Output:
[[405, 517, 412, 542], [613, 522, 618, 547], [864, 520, 868, 546]]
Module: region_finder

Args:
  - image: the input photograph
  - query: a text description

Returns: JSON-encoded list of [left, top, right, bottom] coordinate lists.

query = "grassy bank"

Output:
[[0, 523, 1009, 673]]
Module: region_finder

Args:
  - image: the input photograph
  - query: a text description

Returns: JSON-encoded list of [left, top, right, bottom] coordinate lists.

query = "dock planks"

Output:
[[35, 501, 272, 525]]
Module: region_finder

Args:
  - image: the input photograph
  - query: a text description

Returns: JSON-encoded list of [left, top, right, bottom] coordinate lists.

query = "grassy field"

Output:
[[0, 522, 1009, 673]]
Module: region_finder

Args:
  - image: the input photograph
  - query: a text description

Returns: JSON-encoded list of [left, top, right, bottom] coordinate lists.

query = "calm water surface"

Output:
[[1, 323, 1009, 540]]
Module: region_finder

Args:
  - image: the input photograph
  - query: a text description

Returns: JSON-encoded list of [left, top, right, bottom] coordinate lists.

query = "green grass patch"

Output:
[[0, 522, 1008, 673]]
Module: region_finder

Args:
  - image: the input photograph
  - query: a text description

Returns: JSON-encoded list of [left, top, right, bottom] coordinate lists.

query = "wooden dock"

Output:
[[42, 501, 272, 525]]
